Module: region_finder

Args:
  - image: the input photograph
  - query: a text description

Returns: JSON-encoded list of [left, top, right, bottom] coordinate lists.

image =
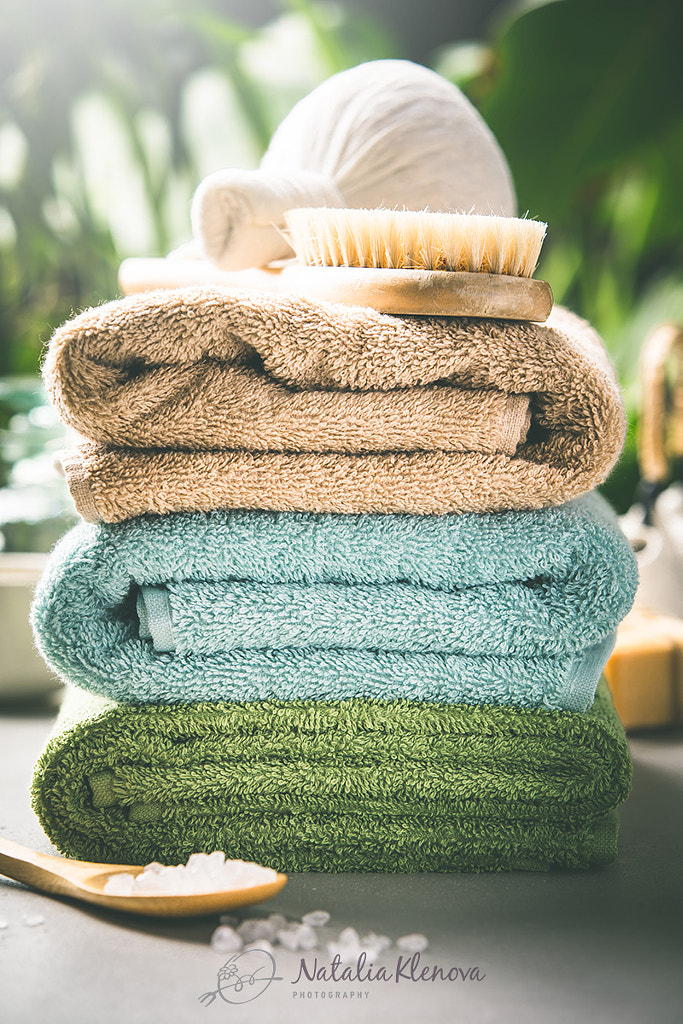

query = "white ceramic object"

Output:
[[620, 484, 683, 619], [0, 553, 58, 698]]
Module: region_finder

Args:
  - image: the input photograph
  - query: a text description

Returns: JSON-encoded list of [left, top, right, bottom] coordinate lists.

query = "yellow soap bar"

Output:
[[604, 609, 683, 730]]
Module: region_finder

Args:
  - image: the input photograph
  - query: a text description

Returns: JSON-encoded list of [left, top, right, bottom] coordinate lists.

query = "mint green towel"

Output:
[[32, 680, 631, 871], [31, 493, 636, 712]]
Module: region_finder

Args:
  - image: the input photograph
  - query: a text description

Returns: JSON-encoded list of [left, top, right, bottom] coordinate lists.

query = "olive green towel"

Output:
[[32, 680, 631, 872]]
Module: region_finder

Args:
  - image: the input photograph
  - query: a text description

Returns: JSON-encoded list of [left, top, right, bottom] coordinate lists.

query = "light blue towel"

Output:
[[31, 492, 636, 710]]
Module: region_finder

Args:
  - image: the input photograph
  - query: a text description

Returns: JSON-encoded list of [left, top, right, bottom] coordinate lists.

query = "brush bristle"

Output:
[[284, 208, 547, 278]]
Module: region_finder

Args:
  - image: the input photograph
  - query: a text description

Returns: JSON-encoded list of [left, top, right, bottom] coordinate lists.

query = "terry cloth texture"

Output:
[[30, 492, 637, 711], [43, 287, 625, 521], [31, 680, 632, 871]]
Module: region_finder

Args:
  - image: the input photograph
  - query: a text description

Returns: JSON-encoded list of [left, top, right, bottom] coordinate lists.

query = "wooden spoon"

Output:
[[0, 837, 287, 918]]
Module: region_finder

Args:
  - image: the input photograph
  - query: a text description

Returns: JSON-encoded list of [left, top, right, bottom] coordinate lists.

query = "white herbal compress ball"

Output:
[[191, 59, 516, 271]]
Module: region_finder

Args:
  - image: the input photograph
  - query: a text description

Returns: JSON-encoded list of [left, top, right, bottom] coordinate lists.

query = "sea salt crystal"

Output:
[[157, 866, 182, 889], [206, 851, 227, 873], [144, 862, 164, 874], [22, 914, 45, 927], [278, 923, 318, 951], [396, 933, 429, 953], [187, 853, 209, 873], [301, 910, 330, 927], [327, 940, 361, 964], [103, 851, 278, 896], [237, 918, 276, 943], [131, 871, 164, 893], [294, 924, 318, 950], [327, 927, 362, 963], [103, 873, 135, 896], [0, 919, 8, 929], [244, 939, 275, 955], [361, 932, 392, 954], [267, 912, 288, 932], [326, 925, 394, 963], [277, 926, 302, 951], [337, 926, 360, 946], [211, 926, 243, 954]]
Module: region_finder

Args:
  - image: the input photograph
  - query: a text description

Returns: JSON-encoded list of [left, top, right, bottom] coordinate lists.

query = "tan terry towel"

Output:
[[44, 288, 625, 522]]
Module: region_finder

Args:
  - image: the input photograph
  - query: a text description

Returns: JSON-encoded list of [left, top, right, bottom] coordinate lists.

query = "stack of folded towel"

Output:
[[44, 292, 623, 519], [30, 285, 637, 871]]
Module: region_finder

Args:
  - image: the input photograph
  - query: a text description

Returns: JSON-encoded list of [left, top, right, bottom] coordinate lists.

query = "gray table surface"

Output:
[[1, 695, 681, 1024]]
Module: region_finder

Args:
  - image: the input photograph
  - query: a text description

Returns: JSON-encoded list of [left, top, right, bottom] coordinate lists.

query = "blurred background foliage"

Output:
[[437, 0, 683, 506], [0, 0, 392, 376], [0, 0, 681, 524]]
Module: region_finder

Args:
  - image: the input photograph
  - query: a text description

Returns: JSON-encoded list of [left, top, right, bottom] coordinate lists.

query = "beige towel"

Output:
[[44, 288, 625, 522]]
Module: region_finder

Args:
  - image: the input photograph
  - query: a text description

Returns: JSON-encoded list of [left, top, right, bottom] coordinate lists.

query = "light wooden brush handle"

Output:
[[119, 257, 554, 321], [279, 264, 553, 320]]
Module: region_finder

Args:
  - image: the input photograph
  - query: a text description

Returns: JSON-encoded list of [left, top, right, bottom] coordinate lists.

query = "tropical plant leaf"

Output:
[[482, 0, 683, 217]]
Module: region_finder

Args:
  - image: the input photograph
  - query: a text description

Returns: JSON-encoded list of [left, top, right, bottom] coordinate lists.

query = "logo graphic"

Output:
[[200, 949, 283, 1006]]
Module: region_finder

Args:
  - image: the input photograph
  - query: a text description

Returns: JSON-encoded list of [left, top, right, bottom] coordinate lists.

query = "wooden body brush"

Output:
[[119, 208, 552, 322], [280, 208, 551, 319]]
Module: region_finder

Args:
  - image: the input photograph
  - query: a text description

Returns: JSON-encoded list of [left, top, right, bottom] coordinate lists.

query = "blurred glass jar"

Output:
[[0, 378, 77, 699]]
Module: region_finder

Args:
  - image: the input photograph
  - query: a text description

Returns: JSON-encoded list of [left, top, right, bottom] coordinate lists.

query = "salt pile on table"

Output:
[[103, 851, 277, 896], [207, 909, 429, 961], [209, 910, 330, 953]]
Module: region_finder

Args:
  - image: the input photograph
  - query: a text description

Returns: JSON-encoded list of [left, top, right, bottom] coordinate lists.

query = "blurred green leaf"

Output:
[[439, 0, 683, 510], [433, 42, 494, 95], [0, 0, 393, 374], [482, 0, 683, 217]]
